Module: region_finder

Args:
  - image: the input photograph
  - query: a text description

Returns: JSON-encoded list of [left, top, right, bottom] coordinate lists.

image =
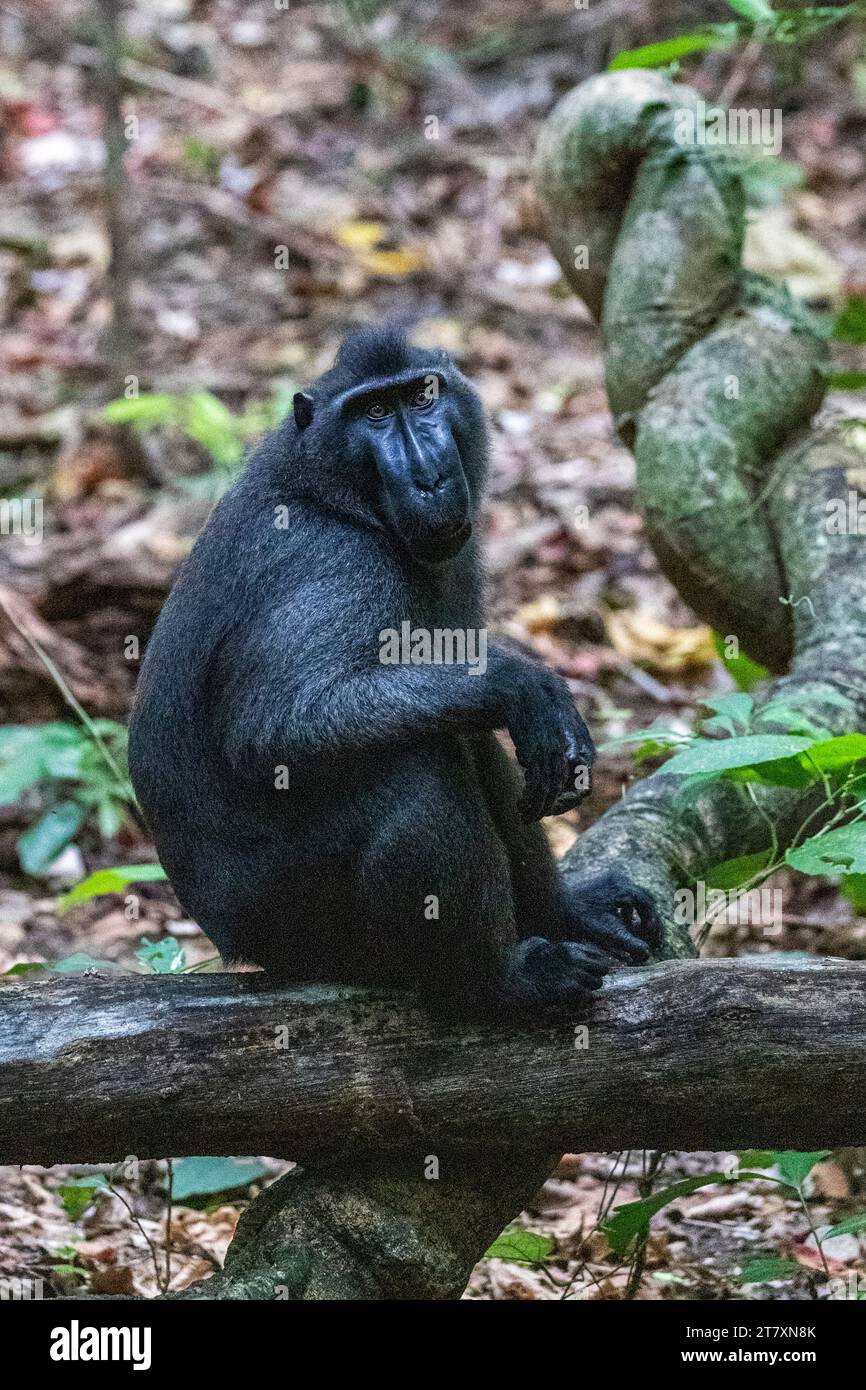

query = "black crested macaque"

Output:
[[129, 326, 660, 1016]]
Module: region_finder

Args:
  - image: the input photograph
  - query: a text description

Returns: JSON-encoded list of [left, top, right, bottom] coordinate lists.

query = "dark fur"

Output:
[[129, 327, 659, 1015]]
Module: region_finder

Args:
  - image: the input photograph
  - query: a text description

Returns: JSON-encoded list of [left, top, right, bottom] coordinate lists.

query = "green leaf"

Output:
[[842, 874, 866, 914], [701, 698, 755, 739], [182, 137, 221, 179], [602, 1169, 792, 1257], [0, 749, 48, 803], [50, 1264, 87, 1280], [726, 0, 775, 21], [773, 1151, 832, 1188], [705, 850, 774, 889], [183, 392, 243, 469], [770, 5, 855, 44], [48, 953, 125, 974], [700, 693, 754, 729], [719, 725, 842, 785], [602, 1174, 729, 1257], [738, 1256, 800, 1284], [824, 1211, 866, 1239], [237, 383, 296, 438], [42, 743, 87, 780], [176, 470, 233, 502], [59, 1178, 107, 1222], [101, 391, 247, 471], [609, 28, 736, 71], [759, 691, 849, 736], [739, 156, 804, 207], [18, 800, 86, 875], [136, 936, 186, 975], [786, 825, 866, 876], [58, 863, 167, 912], [713, 634, 771, 691], [736, 1150, 776, 1168], [834, 295, 866, 345], [662, 734, 814, 778], [100, 393, 180, 428], [94, 796, 124, 840], [0, 725, 82, 804], [167, 1157, 270, 1201], [826, 370, 866, 391], [5, 952, 126, 977], [0, 724, 82, 753], [598, 726, 686, 756], [802, 734, 866, 773], [484, 1229, 554, 1265], [722, 757, 815, 788]]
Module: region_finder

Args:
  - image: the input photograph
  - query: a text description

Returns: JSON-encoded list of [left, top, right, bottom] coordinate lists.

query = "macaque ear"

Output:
[[293, 392, 314, 431]]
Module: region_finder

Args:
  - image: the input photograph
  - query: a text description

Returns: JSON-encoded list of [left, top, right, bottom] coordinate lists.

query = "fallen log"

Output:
[[2, 958, 864, 1169]]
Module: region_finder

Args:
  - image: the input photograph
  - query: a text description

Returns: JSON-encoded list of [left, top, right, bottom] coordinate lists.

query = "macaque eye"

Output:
[[366, 401, 390, 421], [412, 386, 435, 409]]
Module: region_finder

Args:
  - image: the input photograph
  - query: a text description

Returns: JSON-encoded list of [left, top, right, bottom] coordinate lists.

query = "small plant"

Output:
[[135, 935, 186, 974], [58, 862, 167, 911], [0, 721, 135, 874], [601, 1151, 836, 1292], [604, 690, 866, 915], [49, 1244, 88, 1287], [58, 1176, 108, 1222], [100, 384, 296, 496], [181, 136, 221, 181], [609, 2, 858, 76]]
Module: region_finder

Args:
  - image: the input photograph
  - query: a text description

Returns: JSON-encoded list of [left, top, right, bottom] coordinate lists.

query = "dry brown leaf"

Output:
[[605, 609, 716, 672], [90, 1265, 136, 1295], [335, 221, 384, 251], [788, 1240, 848, 1274], [357, 247, 430, 276], [336, 222, 430, 276], [544, 816, 578, 859], [578, 1229, 612, 1262], [513, 594, 560, 634], [744, 206, 843, 304], [587, 1277, 625, 1299], [810, 1160, 852, 1200]]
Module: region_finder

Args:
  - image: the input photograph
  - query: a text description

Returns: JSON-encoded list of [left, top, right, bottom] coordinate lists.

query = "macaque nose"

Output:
[[414, 472, 448, 495]]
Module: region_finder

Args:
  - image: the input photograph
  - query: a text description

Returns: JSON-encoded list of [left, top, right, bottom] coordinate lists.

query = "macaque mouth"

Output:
[[410, 519, 472, 562]]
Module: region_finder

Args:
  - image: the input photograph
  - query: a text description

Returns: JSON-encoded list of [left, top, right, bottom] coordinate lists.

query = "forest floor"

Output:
[[1, 0, 865, 1300]]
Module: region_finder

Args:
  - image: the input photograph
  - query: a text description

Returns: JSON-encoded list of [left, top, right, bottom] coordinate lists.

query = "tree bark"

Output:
[[2, 960, 865, 1170], [170, 1153, 557, 1300]]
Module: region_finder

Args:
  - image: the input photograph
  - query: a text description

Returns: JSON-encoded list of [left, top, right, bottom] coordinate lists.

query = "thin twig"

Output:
[[94, 0, 134, 392], [107, 1181, 169, 1295], [164, 1158, 174, 1292]]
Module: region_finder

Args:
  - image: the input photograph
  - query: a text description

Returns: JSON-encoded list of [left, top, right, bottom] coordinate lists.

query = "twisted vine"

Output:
[[535, 71, 866, 954]]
